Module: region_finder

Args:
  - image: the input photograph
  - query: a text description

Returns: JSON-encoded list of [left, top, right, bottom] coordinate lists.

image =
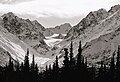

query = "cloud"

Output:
[[0, 0, 119, 18], [0, 0, 119, 27]]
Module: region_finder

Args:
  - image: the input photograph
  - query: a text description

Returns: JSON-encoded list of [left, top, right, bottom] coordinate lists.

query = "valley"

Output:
[[0, 5, 120, 68]]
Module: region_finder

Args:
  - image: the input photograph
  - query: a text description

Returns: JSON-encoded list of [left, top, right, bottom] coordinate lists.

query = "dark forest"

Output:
[[0, 41, 120, 82]]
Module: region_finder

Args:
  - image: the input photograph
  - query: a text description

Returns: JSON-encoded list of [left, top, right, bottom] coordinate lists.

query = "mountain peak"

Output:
[[97, 8, 107, 12], [54, 23, 71, 28], [32, 20, 46, 31], [108, 4, 120, 14], [79, 8, 108, 28], [32, 20, 44, 27], [60, 23, 71, 27], [2, 12, 16, 18], [32, 20, 39, 24]]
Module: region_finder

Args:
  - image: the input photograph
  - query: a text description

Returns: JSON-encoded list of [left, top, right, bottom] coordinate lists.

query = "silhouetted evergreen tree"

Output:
[[35, 64, 39, 75], [8, 56, 14, 72], [69, 41, 75, 67], [48, 64, 52, 71], [24, 48, 30, 73], [20, 62, 24, 72], [31, 55, 35, 72], [108, 53, 115, 82], [15, 60, 20, 72], [76, 41, 83, 68], [55, 56, 59, 70], [63, 48, 69, 68]]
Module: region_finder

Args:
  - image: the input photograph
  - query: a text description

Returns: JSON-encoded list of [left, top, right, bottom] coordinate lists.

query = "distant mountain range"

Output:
[[1, 5, 120, 67]]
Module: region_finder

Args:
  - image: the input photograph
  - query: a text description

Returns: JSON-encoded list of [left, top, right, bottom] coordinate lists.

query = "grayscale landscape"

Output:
[[0, 0, 120, 82]]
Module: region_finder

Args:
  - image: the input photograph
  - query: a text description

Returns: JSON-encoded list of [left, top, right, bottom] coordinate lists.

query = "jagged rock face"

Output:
[[80, 8, 108, 28], [1, 12, 49, 54], [32, 20, 46, 33], [46, 5, 120, 66], [108, 5, 120, 14], [47, 23, 72, 34], [65, 9, 109, 39], [2, 12, 45, 40]]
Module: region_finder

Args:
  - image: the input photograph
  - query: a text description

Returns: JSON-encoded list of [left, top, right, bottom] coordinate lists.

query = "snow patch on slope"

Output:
[[44, 34, 63, 47]]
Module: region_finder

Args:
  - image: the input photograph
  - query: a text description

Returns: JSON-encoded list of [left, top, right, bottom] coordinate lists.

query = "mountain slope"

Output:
[[0, 24, 50, 66], [1, 12, 49, 54], [45, 5, 120, 65], [65, 8, 109, 39], [82, 28, 120, 64]]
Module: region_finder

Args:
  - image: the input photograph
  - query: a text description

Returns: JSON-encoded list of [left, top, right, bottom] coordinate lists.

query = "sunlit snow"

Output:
[[44, 34, 63, 47]]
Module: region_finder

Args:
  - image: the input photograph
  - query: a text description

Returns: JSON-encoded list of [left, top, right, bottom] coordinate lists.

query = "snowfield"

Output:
[[44, 34, 64, 47]]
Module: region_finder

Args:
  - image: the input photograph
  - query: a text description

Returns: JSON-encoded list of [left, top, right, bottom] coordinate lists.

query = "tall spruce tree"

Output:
[[48, 64, 52, 71], [77, 41, 83, 68], [35, 64, 39, 75], [16, 60, 20, 72], [63, 48, 69, 68], [116, 46, 120, 69], [31, 54, 35, 72], [109, 52, 115, 82], [55, 56, 59, 70], [24, 48, 30, 72], [69, 41, 74, 67], [8, 56, 14, 72]]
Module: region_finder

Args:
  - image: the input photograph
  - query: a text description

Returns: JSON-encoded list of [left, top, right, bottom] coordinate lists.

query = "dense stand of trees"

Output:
[[0, 41, 120, 82]]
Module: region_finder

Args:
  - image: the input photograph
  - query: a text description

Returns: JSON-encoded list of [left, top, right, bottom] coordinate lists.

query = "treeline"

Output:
[[0, 41, 120, 82]]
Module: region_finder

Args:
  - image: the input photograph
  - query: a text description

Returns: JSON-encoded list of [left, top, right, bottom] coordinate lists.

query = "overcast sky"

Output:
[[0, 0, 119, 27]]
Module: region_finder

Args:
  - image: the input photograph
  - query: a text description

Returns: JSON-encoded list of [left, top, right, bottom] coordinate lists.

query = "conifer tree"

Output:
[[109, 52, 115, 82], [16, 61, 20, 72], [8, 56, 14, 72], [35, 64, 39, 75], [24, 48, 30, 72], [62, 48, 70, 82], [55, 56, 59, 70], [48, 64, 52, 71], [69, 41, 74, 67], [20, 62, 24, 71], [31, 54, 35, 72], [116, 46, 120, 69], [77, 41, 83, 68], [63, 48, 69, 68], [45, 65, 48, 72]]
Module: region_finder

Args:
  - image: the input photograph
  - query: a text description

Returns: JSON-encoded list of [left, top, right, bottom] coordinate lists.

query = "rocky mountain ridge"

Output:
[[46, 23, 71, 35], [45, 4, 120, 65], [1, 12, 49, 54]]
